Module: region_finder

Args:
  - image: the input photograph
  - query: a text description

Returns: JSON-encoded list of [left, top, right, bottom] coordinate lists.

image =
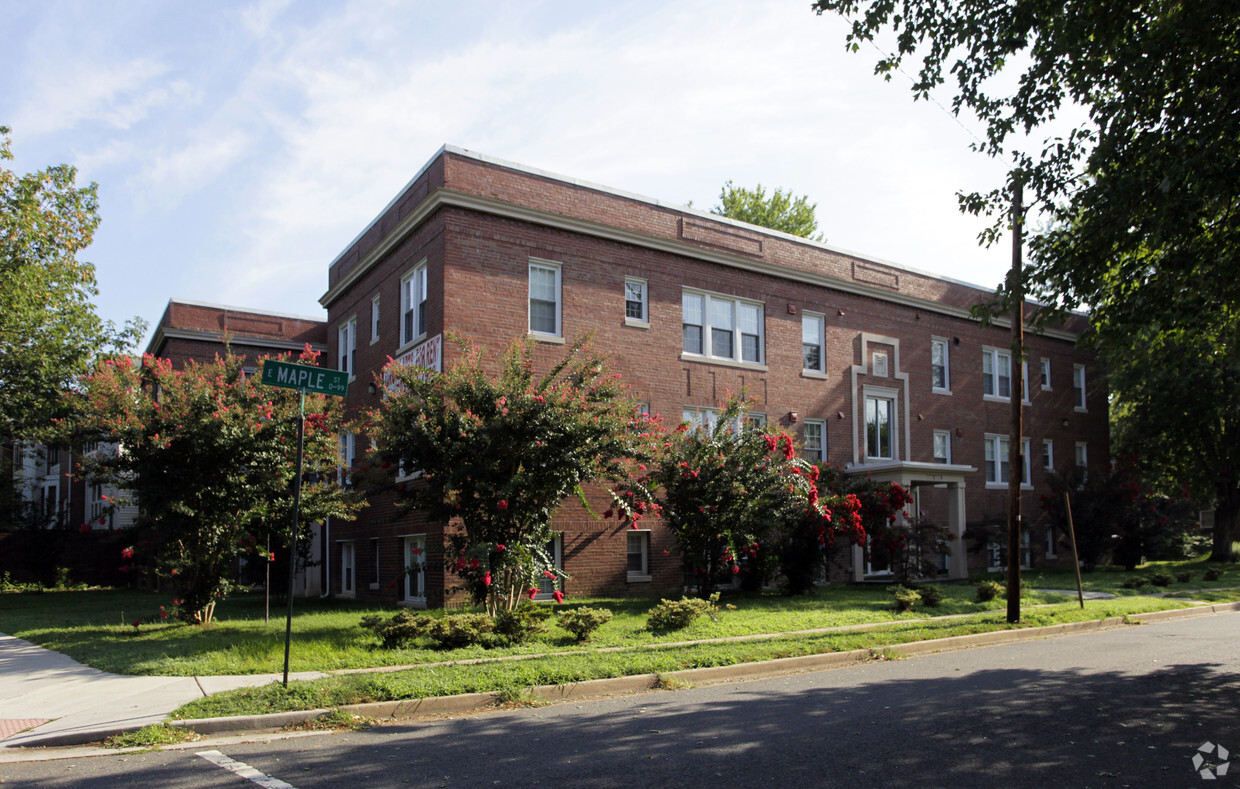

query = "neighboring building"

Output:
[[317, 146, 1108, 607]]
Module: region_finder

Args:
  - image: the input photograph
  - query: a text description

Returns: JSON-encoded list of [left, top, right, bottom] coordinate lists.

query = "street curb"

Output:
[[9, 601, 1240, 751]]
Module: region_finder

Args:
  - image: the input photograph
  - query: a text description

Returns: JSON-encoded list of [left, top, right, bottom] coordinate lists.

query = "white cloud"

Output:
[[14, 57, 171, 137]]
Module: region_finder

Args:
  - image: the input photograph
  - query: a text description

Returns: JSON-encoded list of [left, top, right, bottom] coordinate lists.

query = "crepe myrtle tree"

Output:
[[366, 335, 661, 615], [76, 347, 363, 624], [612, 396, 867, 596]]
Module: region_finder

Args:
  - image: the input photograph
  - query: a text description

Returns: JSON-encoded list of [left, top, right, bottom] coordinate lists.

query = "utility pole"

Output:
[[1007, 181, 1025, 624]]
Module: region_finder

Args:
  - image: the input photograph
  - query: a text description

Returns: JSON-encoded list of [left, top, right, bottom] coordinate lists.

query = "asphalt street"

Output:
[[2, 612, 1237, 788]]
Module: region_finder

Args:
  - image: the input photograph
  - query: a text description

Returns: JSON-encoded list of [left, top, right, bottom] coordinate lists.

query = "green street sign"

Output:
[[261, 360, 348, 397]]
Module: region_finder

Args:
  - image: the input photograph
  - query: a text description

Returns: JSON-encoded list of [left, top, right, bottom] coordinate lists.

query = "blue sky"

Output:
[[2, 0, 1019, 346]]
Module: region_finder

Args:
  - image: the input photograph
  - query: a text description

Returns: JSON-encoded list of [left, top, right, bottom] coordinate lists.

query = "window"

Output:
[[985, 435, 1031, 486], [933, 430, 951, 464], [802, 419, 826, 462], [369, 539, 380, 590], [744, 412, 767, 429], [872, 352, 889, 377], [536, 536, 563, 597], [982, 347, 1011, 398], [931, 338, 950, 391], [1040, 358, 1051, 390], [987, 541, 1004, 571], [627, 531, 650, 581], [802, 312, 825, 372], [1075, 442, 1088, 479], [371, 295, 381, 343], [338, 318, 356, 379], [1046, 526, 1057, 558], [681, 289, 764, 364], [624, 278, 647, 323], [340, 542, 355, 596], [401, 262, 428, 345], [865, 395, 895, 460], [1043, 438, 1054, 471], [404, 535, 426, 602], [338, 432, 355, 486], [529, 260, 561, 337], [682, 406, 754, 435], [1073, 364, 1087, 411]]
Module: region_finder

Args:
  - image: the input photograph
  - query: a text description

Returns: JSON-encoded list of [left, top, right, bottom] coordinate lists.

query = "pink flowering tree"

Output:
[[367, 336, 659, 615], [615, 396, 865, 597], [76, 348, 363, 624]]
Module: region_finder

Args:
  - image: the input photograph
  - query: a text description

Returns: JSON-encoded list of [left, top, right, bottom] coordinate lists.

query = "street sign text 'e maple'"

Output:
[[261, 360, 348, 397]]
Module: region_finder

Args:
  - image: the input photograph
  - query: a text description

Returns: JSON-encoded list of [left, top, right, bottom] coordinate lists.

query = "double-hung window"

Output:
[[865, 395, 895, 460], [681, 289, 764, 364], [1073, 364, 1087, 411], [803, 312, 825, 373], [982, 347, 1011, 399], [1043, 438, 1054, 471], [340, 541, 355, 596], [338, 318, 357, 379], [1075, 442, 1088, 475], [338, 432, 355, 486], [401, 262, 428, 345], [529, 260, 562, 337], [802, 419, 826, 462], [404, 535, 426, 602], [933, 430, 951, 464], [627, 531, 650, 581], [985, 434, 1031, 486], [931, 338, 950, 391], [371, 295, 381, 343], [1040, 358, 1052, 390], [625, 278, 647, 323]]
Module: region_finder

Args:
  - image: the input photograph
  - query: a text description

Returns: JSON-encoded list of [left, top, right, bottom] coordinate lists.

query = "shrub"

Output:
[[975, 580, 1004, 602], [359, 610, 428, 650], [557, 606, 614, 642], [1204, 567, 1224, 581], [916, 584, 945, 607], [1149, 573, 1174, 587], [492, 603, 552, 645], [423, 614, 494, 649], [1122, 576, 1149, 589], [647, 594, 719, 631], [889, 584, 920, 612], [1175, 572, 1193, 584]]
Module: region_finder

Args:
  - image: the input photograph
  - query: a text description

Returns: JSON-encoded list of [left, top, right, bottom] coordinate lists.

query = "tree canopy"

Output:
[[711, 181, 825, 240], [0, 126, 144, 440], [813, 0, 1240, 559]]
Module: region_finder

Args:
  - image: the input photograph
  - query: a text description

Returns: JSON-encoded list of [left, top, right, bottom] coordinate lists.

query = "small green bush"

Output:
[[423, 614, 494, 649], [1175, 572, 1193, 584], [1204, 567, 1224, 581], [557, 606, 614, 642], [647, 594, 719, 631], [975, 580, 1004, 602], [916, 584, 945, 607], [359, 610, 428, 650], [1122, 576, 1149, 589], [1149, 573, 1174, 587], [493, 603, 552, 645], [889, 584, 920, 612]]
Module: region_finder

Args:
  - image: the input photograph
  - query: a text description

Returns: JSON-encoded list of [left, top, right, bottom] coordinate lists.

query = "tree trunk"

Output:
[[1210, 490, 1239, 562]]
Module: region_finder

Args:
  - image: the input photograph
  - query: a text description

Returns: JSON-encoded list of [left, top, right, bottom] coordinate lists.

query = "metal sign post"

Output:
[[261, 360, 348, 687]]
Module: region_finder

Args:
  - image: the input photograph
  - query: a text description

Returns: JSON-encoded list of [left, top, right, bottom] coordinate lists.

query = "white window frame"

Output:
[[624, 277, 648, 325], [864, 393, 897, 461], [1075, 441, 1088, 479], [338, 432, 355, 486], [1046, 525, 1057, 558], [985, 434, 1032, 488], [983, 347, 1029, 402], [802, 312, 825, 374], [403, 534, 427, 605], [371, 295, 381, 344], [802, 419, 826, 463], [933, 430, 951, 464], [401, 260, 428, 347], [1042, 438, 1054, 471], [339, 541, 355, 597], [987, 540, 1004, 572], [1040, 357, 1052, 390], [680, 288, 764, 365], [529, 259, 562, 338], [370, 538, 380, 590], [931, 337, 950, 393], [682, 406, 751, 435], [535, 535, 564, 598], [1073, 364, 1087, 411], [627, 530, 651, 582], [338, 317, 357, 380]]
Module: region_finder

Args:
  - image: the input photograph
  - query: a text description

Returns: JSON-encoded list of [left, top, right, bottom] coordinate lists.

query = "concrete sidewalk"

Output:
[[0, 633, 326, 749]]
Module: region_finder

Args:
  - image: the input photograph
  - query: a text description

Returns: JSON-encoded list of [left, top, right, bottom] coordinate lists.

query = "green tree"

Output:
[[367, 336, 656, 614], [77, 348, 362, 623], [813, 0, 1240, 559], [0, 126, 144, 441], [711, 181, 825, 240]]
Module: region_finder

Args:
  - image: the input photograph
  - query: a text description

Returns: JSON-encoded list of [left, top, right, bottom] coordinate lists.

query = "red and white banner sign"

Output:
[[384, 333, 442, 392]]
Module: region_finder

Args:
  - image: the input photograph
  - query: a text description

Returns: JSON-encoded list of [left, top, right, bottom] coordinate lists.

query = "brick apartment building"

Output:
[[315, 146, 1108, 607]]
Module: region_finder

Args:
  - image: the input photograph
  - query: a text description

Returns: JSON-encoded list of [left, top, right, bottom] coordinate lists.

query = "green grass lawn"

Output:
[[2, 558, 1230, 677], [1019, 557, 1240, 596]]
